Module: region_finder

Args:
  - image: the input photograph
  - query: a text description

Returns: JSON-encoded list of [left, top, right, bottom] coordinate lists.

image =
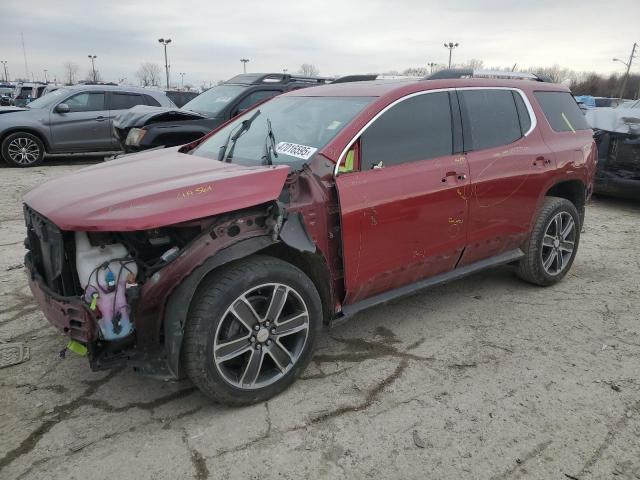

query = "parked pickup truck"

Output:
[[24, 71, 596, 405]]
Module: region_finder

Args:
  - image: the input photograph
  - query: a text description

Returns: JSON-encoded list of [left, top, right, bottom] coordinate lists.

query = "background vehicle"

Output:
[[588, 101, 640, 199], [0, 84, 174, 167], [113, 73, 330, 152], [12, 82, 47, 106], [23, 73, 596, 405], [164, 89, 199, 108]]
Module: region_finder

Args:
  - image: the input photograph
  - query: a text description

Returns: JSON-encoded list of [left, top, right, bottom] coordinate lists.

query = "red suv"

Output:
[[23, 72, 596, 405]]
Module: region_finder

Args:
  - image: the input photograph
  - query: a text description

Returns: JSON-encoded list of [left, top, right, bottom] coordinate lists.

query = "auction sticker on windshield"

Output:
[[275, 142, 318, 160]]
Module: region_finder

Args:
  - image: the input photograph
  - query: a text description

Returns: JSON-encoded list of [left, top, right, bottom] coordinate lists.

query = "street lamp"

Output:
[[179, 72, 186, 89], [613, 42, 638, 99], [88, 55, 97, 82], [443, 42, 459, 68], [158, 38, 172, 89], [612, 57, 629, 68], [0, 61, 8, 82], [283, 68, 288, 74], [240, 58, 249, 73], [427, 62, 437, 74]]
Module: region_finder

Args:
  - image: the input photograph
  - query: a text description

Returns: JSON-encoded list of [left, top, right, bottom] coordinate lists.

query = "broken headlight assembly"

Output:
[[125, 127, 147, 146]]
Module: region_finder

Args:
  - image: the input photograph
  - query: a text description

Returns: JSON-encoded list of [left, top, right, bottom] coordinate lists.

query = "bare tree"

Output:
[[85, 69, 103, 82], [63, 62, 79, 85], [298, 63, 320, 76], [136, 62, 161, 87], [465, 58, 485, 70], [402, 67, 428, 77]]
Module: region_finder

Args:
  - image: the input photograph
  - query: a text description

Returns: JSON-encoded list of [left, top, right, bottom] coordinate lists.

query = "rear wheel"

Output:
[[183, 255, 322, 405], [517, 196, 580, 286], [1, 132, 45, 167]]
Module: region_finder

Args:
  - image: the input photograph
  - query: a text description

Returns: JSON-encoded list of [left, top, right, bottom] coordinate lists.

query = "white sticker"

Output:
[[275, 142, 318, 160], [327, 120, 342, 130]]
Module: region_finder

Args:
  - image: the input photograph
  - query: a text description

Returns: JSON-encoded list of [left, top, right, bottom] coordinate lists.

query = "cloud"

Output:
[[0, 0, 638, 85]]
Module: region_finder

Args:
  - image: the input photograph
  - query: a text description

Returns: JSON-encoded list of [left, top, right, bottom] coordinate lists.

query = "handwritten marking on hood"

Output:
[[176, 184, 213, 200]]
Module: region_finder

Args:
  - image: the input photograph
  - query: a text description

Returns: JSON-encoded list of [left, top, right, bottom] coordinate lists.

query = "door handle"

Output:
[[442, 171, 467, 183], [533, 156, 551, 167], [95, 116, 105, 122]]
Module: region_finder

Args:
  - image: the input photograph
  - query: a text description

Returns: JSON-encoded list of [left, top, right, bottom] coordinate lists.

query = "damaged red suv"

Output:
[[23, 71, 597, 405]]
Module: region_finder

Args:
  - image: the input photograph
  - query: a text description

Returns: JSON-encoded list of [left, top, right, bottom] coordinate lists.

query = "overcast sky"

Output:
[[1, 0, 639, 87]]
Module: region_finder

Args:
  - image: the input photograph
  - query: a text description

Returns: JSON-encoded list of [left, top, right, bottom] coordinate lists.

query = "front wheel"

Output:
[[1, 132, 45, 167], [517, 196, 581, 286], [183, 255, 322, 405]]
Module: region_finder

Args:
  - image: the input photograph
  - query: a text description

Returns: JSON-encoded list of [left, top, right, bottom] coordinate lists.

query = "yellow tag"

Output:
[[89, 293, 99, 311], [66, 340, 88, 356]]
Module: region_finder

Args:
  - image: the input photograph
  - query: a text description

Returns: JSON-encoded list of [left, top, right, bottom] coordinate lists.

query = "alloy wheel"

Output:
[[541, 211, 576, 276], [7, 137, 40, 165], [213, 283, 310, 390]]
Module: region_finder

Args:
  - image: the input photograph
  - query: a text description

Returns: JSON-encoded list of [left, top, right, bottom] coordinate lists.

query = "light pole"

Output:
[[158, 38, 172, 89], [0, 61, 8, 82], [444, 42, 459, 69], [240, 58, 249, 73], [179, 72, 186, 89], [427, 62, 437, 74], [43, 69, 48, 83], [88, 55, 97, 82], [283, 68, 288, 74], [613, 42, 637, 99]]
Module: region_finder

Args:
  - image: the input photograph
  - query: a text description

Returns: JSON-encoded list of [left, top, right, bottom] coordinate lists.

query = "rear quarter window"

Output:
[[534, 91, 590, 133]]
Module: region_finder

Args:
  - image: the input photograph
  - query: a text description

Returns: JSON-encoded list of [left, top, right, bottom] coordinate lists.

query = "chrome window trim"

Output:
[[333, 86, 537, 177]]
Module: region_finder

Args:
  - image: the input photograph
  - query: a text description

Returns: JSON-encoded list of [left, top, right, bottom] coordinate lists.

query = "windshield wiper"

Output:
[[218, 109, 261, 163], [261, 118, 278, 166]]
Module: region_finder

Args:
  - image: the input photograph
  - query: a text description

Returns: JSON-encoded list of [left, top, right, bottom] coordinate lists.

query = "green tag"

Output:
[[66, 340, 88, 356], [89, 293, 99, 311]]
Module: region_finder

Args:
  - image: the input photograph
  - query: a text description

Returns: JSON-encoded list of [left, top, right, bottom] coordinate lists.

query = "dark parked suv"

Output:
[[112, 73, 330, 153], [24, 71, 596, 405]]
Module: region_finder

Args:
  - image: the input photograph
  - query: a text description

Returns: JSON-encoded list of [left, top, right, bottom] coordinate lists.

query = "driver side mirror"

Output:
[[55, 103, 70, 114]]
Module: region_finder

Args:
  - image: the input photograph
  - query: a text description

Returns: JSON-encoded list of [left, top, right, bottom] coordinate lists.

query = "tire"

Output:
[[517, 196, 581, 286], [1, 132, 45, 167], [183, 255, 322, 405]]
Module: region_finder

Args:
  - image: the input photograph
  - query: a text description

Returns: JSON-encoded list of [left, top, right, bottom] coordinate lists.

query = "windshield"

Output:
[[26, 88, 69, 109], [192, 95, 373, 169], [181, 84, 249, 116]]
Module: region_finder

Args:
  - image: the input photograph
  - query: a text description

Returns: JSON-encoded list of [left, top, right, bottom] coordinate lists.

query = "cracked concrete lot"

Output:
[[1, 159, 639, 480]]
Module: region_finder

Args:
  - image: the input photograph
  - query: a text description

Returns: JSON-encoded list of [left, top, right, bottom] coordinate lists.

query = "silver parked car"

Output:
[[0, 85, 175, 167]]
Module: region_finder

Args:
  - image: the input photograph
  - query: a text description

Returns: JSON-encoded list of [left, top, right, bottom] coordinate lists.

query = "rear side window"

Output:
[[460, 89, 522, 151], [360, 92, 453, 169], [534, 91, 590, 132], [144, 95, 162, 107], [110, 93, 145, 110]]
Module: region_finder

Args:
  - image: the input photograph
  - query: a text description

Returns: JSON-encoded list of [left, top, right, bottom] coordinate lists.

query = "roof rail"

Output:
[[225, 73, 331, 86], [424, 69, 551, 82]]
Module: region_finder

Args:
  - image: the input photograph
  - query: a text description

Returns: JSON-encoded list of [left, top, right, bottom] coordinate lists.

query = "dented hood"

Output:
[[112, 105, 208, 129], [24, 147, 290, 231]]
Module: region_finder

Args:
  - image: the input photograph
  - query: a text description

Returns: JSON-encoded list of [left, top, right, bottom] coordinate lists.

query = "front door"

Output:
[[50, 91, 112, 152], [336, 91, 470, 304]]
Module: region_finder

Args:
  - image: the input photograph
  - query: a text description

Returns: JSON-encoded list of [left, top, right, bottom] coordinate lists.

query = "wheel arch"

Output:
[[162, 215, 331, 379], [544, 179, 587, 226], [0, 127, 51, 153]]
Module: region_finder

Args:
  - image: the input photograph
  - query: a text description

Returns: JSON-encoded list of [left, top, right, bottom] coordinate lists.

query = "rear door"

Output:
[[335, 91, 470, 304], [49, 91, 111, 151], [456, 88, 556, 266]]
